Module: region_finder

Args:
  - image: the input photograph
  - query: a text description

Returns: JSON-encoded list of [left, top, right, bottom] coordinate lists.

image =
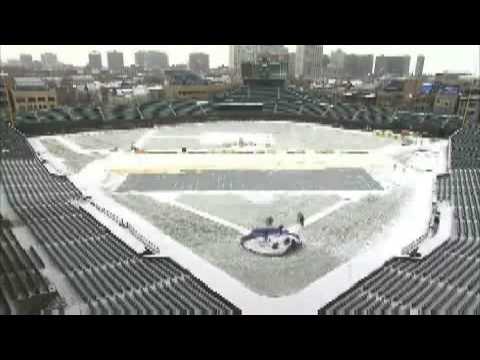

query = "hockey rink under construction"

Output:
[[28, 121, 449, 313]]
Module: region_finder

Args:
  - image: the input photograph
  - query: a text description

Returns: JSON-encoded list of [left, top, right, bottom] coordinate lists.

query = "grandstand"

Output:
[[0, 121, 241, 315], [318, 125, 480, 315], [1, 214, 61, 314]]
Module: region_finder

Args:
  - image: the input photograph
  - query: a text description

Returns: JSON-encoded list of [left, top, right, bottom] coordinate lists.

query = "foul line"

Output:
[[304, 200, 350, 227], [52, 136, 92, 155], [166, 199, 249, 235], [135, 128, 158, 149]]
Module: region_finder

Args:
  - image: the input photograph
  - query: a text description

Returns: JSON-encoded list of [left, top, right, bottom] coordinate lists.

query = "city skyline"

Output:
[[1, 45, 480, 75]]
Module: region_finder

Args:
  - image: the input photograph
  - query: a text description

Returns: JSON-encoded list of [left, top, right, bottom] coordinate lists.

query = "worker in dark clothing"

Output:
[[266, 216, 274, 227], [257, 216, 274, 242], [297, 212, 305, 227]]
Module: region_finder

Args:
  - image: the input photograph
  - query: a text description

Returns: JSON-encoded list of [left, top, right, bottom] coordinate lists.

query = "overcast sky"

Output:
[[2, 45, 479, 75]]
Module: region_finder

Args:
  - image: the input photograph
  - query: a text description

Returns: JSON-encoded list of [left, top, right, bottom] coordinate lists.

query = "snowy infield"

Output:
[[111, 189, 410, 297]]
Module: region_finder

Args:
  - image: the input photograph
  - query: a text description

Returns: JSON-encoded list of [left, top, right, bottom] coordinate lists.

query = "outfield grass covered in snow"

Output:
[[40, 138, 101, 173], [141, 121, 396, 151], [67, 128, 150, 150]]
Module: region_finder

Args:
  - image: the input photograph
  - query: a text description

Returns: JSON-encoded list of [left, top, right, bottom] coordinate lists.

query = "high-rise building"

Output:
[[88, 51, 102, 71], [135, 51, 147, 68], [7, 59, 22, 67], [343, 54, 374, 80], [256, 45, 289, 57], [330, 49, 346, 71], [189, 53, 210, 75], [135, 51, 169, 71], [415, 55, 425, 78], [374, 55, 411, 77], [20, 54, 33, 69], [295, 45, 323, 81], [229, 45, 257, 78], [146, 51, 169, 71], [40, 53, 58, 70], [288, 52, 296, 80], [107, 50, 124, 73]]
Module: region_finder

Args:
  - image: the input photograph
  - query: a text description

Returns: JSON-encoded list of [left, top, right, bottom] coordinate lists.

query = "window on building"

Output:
[[16, 97, 26, 103], [37, 97, 46, 102], [28, 97, 36, 102], [48, 97, 55, 102]]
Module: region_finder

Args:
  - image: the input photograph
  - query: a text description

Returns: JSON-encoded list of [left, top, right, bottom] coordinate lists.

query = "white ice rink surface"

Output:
[[28, 123, 449, 314]]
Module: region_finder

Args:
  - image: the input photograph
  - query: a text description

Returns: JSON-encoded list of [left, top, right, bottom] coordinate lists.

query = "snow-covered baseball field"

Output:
[[28, 121, 448, 314]]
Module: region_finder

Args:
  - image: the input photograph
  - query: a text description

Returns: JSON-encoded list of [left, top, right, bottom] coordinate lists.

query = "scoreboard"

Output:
[[241, 57, 288, 87]]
